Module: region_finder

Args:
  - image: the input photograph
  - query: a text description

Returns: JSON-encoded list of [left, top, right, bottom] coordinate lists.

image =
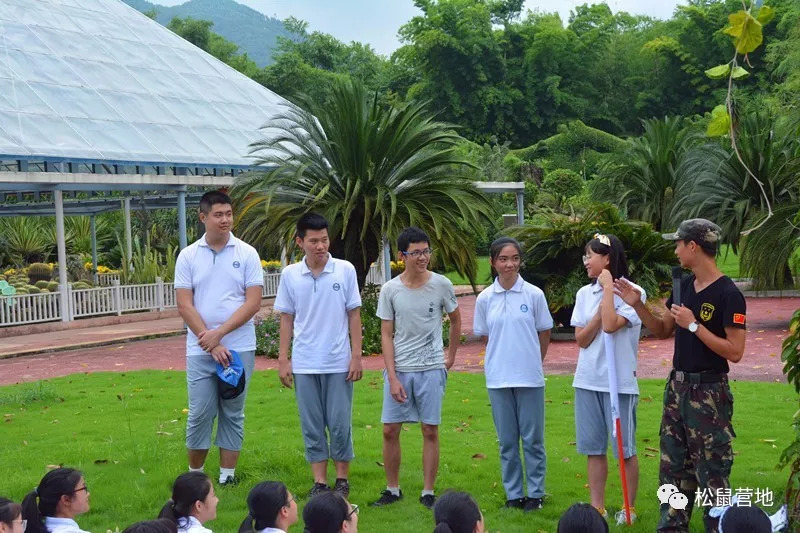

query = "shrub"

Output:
[[254, 312, 281, 358]]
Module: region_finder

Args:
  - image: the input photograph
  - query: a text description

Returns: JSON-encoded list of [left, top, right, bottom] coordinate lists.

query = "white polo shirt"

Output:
[[174, 232, 263, 356], [177, 516, 213, 532], [570, 281, 645, 395], [273, 254, 361, 374], [43, 517, 89, 533], [473, 275, 553, 388]]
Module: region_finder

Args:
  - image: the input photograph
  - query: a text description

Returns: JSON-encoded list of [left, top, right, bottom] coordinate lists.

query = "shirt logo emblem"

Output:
[[700, 303, 715, 322], [332, 283, 341, 291], [232, 261, 240, 268], [733, 313, 746, 325], [520, 304, 529, 313]]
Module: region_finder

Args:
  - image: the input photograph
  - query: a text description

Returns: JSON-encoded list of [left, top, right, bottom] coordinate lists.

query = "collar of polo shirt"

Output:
[[492, 274, 524, 293], [198, 232, 236, 247], [300, 253, 335, 275]]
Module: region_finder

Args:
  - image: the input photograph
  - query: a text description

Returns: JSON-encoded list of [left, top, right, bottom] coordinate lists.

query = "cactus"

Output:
[[72, 281, 91, 290], [35, 280, 50, 289], [27, 263, 53, 284], [15, 287, 29, 294], [27, 286, 41, 294], [47, 281, 59, 292]]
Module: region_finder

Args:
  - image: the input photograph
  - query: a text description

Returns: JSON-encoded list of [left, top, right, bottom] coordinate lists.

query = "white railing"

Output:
[[163, 282, 176, 308], [70, 286, 116, 319], [366, 263, 383, 285], [97, 273, 121, 286], [0, 292, 61, 326], [262, 272, 281, 298]]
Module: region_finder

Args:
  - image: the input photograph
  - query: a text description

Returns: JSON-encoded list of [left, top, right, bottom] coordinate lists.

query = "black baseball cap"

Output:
[[662, 218, 721, 250]]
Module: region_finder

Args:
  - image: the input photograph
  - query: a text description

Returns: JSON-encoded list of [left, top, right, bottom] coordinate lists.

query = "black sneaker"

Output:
[[333, 478, 350, 498], [505, 498, 525, 509], [420, 494, 437, 509], [219, 475, 239, 487], [308, 482, 330, 497], [523, 497, 544, 512], [371, 489, 403, 507]]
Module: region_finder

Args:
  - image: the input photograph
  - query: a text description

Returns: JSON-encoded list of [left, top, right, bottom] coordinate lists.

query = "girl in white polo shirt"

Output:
[[570, 233, 645, 525], [20, 468, 90, 533], [158, 472, 218, 533], [473, 237, 553, 511]]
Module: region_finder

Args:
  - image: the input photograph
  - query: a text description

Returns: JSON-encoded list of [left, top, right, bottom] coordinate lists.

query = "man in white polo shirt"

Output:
[[274, 213, 363, 498], [174, 190, 263, 486]]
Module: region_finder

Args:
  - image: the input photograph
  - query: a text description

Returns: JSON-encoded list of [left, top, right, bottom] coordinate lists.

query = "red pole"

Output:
[[615, 417, 632, 525]]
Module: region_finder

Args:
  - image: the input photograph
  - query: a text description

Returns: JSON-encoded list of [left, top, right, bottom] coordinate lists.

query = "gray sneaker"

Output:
[[308, 482, 330, 497]]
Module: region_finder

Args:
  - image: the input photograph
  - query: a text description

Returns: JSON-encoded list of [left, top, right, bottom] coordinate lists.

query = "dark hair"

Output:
[[489, 237, 522, 279], [302, 491, 351, 533], [557, 503, 609, 533], [719, 505, 772, 533], [21, 468, 84, 533], [432, 491, 482, 533], [158, 472, 212, 524], [586, 234, 630, 281], [198, 191, 232, 214], [239, 481, 289, 532], [683, 238, 718, 258], [122, 519, 178, 533], [0, 497, 22, 527], [397, 226, 430, 253], [296, 213, 329, 239]]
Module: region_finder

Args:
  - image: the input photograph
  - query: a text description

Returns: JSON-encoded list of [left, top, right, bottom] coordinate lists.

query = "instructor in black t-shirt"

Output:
[[614, 219, 746, 533]]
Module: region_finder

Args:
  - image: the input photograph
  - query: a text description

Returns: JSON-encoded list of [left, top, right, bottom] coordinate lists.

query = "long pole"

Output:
[[603, 332, 632, 525]]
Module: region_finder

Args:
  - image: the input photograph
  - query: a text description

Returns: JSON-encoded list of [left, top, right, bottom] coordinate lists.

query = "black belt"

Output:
[[670, 370, 727, 384]]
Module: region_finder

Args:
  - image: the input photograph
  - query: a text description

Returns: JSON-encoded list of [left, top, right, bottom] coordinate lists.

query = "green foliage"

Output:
[[27, 263, 53, 284], [120, 237, 178, 285], [0, 218, 55, 265], [508, 204, 676, 320], [360, 283, 382, 356], [779, 310, 800, 527], [706, 104, 731, 136], [542, 169, 584, 210], [254, 312, 281, 358]]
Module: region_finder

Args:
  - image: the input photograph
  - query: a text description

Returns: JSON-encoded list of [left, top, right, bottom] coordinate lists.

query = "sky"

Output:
[[156, 0, 685, 57]]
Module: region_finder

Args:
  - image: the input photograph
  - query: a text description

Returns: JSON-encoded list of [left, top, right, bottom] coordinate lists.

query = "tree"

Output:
[[232, 79, 495, 289]]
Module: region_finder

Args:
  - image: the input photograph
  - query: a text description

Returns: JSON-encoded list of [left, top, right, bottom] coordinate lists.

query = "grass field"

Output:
[[0, 371, 794, 532]]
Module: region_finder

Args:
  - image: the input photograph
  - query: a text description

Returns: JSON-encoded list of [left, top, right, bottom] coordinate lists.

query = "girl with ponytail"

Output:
[[20, 468, 90, 533], [158, 472, 218, 532], [302, 492, 357, 533], [432, 491, 484, 533], [0, 497, 25, 533], [238, 482, 297, 533]]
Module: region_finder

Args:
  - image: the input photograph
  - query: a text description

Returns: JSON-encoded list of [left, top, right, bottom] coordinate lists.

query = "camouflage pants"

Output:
[[657, 376, 735, 533]]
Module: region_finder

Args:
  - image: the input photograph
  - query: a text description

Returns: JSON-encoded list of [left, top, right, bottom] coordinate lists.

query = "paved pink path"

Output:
[[0, 296, 796, 386]]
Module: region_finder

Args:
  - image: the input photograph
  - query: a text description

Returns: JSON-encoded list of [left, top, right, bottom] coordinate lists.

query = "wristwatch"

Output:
[[688, 321, 699, 333]]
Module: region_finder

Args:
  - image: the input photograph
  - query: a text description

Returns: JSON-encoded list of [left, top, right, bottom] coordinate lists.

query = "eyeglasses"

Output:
[[582, 255, 590, 264], [72, 484, 88, 494], [284, 494, 295, 508], [348, 503, 360, 518], [401, 248, 433, 259]]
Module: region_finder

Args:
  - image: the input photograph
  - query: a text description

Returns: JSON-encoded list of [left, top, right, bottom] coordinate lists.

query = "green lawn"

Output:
[[0, 372, 793, 532], [717, 244, 740, 279], [445, 256, 492, 286]]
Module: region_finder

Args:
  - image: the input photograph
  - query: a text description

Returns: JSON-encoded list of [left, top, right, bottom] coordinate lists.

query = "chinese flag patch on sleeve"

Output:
[[733, 313, 746, 325]]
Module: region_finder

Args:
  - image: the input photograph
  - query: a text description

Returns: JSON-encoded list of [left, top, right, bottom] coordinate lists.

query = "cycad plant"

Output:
[[232, 79, 494, 289]]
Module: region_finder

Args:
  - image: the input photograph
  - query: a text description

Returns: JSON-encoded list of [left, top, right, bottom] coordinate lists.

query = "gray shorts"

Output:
[[294, 373, 354, 464], [574, 387, 637, 459], [381, 368, 447, 426], [185, 350, 256, 451]]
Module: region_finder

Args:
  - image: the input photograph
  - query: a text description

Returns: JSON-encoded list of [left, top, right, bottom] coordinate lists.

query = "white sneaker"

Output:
[[615, 509, 637, 525]]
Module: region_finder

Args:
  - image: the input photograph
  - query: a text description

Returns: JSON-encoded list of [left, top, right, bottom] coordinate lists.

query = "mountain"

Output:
[[122, 0, 290, 67]]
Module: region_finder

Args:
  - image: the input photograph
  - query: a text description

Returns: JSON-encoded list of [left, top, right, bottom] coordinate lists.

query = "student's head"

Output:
[[295, 213, 330, 260], [158, 472, 217, 525], [238, 481, 297, 533], [557, 503, 609, 533], [302, 491, 358, 533], [662, 218, 721, 268], [433, 491, 484, 533], [198, 191, 233, 236], [21, 468, 89, 533], [0, 498, 24, 533], [122, 519, 178, 533], [583, 233, 629, 282], [718, 505, 772, 533], [397, 227, 432, 274], [489, 237, 522, 281]]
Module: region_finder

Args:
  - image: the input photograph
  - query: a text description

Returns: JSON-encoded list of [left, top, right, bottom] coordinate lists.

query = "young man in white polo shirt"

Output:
[[174, 190, 264, 486], [274, 213, 363, 498], [372, 227, 461, 510]]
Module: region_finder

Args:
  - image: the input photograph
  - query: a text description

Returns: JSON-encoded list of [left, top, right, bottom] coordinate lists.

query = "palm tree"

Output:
[[592, 116, 697, 231], [232, 79, 495, 289], [675, 110, 800, 288]]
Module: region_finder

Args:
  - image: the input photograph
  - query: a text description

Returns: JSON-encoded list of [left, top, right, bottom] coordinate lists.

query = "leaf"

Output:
[[94, 459, 108, 464], [731, 66, 750, 80], [756, 5, 775, 25], [707, 105, 731, 137], [723, 10, 763, 54], [471, 453, 486, 460], [705, 64, 731, 79]]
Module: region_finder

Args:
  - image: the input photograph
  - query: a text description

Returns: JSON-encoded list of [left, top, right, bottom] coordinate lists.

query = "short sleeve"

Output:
[[442, 278, 458, 314], [273, 270, 295, 314], [376, 284, 394, 320], [533, 288, 553, 331], [173, 247, 193, 290], [472, 293, 488, 336], [570, 289, 585, 327], [345, 263, 362, 311], [722, 287, 747, 329], [244, 247, 264, 288], [615, 286, 645, 328]]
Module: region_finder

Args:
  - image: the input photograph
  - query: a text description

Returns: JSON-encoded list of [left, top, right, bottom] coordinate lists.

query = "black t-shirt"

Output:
[[666, 274, 746, 373]]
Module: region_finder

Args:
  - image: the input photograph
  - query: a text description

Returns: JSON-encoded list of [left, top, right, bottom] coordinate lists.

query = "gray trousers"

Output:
[[488, 386, 547, 500], [185, 350, 256, 451], [294, 373, 354, 463]]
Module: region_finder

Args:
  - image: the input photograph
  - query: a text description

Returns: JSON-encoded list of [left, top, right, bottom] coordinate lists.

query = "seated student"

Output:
[[718, 505, 772, 533], [21, 468, 90, 533], [557, 503, 609, 533], [238, 481, 298, 533], [432, 491, 484, 533], [302, 492, 358, 533], [158, 472, 218, 533], [0, 497, 24, 533], [122, 520, 178, 533]]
